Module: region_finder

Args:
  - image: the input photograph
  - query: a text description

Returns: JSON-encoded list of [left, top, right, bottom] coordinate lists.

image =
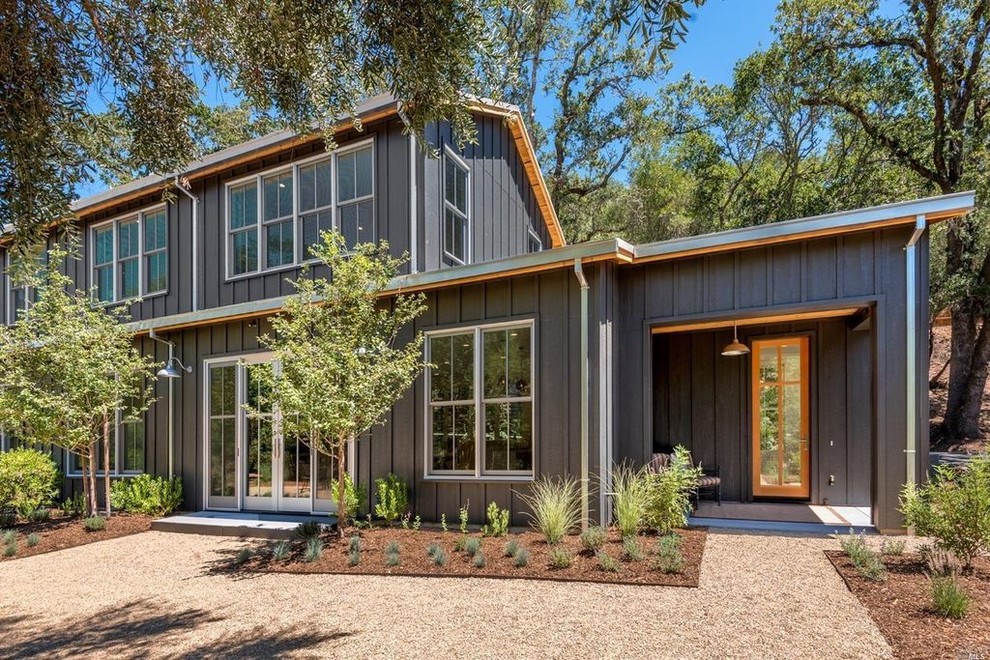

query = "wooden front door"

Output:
[[751, 336, 811, 498]]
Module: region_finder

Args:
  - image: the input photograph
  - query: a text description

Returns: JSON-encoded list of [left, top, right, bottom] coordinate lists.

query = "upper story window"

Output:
[[528, 228, 543, 253], [226, 140, 375, 279], [92, 206, 168, 303], [426, 321, 534, 478], [6, 250, 46, 324], [443, 149, 470, 265]]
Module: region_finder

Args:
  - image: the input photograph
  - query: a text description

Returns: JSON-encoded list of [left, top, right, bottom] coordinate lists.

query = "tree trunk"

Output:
[[335, 437, 348, 538], [88, 441, 98, 517], [103, 414, 112, 517], [81, 453, 90, 517]]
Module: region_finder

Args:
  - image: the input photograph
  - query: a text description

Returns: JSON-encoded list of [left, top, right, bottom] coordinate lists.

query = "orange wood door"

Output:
[[751, 336, 811, 498]]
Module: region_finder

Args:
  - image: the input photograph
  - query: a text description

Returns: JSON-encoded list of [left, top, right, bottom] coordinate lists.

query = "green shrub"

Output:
[[303, 537, 324, 562], [580, 526, 607, 552], [840, 532, 886, 581], [440, 513, 448, 533], [2, 529, 16, 545], [880, 538, 907, 556], [374, 473, 408, 526], [27, 507, 50, 522], [642, 446, 702, 535], [464, 537, 481, 557], [3, 543, 15, 558], [385, 551, 401, 567], [234, 547, 252, 565], [431, 547, 448, 567], [26, 533, 40, 548], [518, 476, 581, 544], [482, 502, 510, 537], [109, 475, 183, 516], [453, 536, 467, 552], [654, 534, 685, 574], [427, 542, 442, 558], [61, 493, 85, 518], [459, 505, 469, 534], [503, 539, 519, 557], [295, 521, 322, 540], [271, 540, 291, 561], [622, 536, 645, 562], [611, 462, 649, 538], [472, 552, 486, 568], [330, 473, 366, 524], [0, 510, 15, 528], [919, 543, 961, 577], [348, 549, 361, 567], [596, 550, 620, 573], [348, 535, 362, 554], [901, 456, 990, 570], [83, 516, 106, 532], [385, 540, 400, 555], [931, 576, 969, 619], [0, 448, 60, 518], [549, 547, 573, 569], [514, 547, 530, 567]]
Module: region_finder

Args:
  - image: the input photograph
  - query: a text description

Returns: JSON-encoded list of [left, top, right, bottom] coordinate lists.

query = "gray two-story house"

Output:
[[0, 94, 975, 532]]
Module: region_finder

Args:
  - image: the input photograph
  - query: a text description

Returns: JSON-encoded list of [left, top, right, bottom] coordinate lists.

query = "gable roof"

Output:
[[70, 95, 566, 248]]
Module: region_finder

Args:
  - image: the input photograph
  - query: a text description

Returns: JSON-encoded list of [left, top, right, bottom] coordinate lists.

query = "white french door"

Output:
[[205, 356, 350, 513]]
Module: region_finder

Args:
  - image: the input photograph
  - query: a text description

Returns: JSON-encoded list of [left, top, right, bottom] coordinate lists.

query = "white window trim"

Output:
[[6, 251, 33, 326], [424, 319, 536, 481], [89, 204, 169, 304], [528, 227, 543, 253], [442, 146, 471, 266], [65, 407, 146, 477], [224, 138, 376, 282]]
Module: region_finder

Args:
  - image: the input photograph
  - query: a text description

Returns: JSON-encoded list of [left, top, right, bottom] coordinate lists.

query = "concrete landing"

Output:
[[151, 511, 337, 539]]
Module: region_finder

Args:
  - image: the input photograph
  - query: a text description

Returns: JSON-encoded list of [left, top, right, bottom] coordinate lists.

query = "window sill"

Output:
[[423, 474, 534, 484], [96, 291, 168, 307]]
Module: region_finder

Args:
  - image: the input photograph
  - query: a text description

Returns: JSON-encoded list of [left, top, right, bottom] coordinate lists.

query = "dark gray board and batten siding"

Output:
[[613, 227, 929, 531]]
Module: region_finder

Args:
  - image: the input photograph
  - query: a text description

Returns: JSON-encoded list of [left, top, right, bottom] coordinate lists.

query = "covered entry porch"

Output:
[[650, 304, 878, 525]]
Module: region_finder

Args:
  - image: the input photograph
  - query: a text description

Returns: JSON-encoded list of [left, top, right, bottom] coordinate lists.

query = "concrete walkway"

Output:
[[0, 529, 890, 659]]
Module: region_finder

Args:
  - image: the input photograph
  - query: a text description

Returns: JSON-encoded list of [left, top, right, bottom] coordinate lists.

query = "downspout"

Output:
[[409, 134, 418, 274], [904, 215, 927, 490], [573, 259, 590, 530], [173, 177, 200, 312]]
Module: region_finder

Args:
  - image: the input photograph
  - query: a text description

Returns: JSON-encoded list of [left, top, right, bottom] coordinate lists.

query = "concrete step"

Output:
[[152, 511, 337, 539]]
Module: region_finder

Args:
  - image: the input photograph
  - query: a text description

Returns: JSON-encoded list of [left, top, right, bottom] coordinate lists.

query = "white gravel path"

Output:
[[0, 529, 891, 659]]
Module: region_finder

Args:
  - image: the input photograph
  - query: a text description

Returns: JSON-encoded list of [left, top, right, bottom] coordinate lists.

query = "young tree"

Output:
[[0, 245, 157, 516], [249, 233, 427, 532]]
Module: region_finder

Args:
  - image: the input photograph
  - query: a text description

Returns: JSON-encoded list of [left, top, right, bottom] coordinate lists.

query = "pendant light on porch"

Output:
[[721, 321, 750, 356]]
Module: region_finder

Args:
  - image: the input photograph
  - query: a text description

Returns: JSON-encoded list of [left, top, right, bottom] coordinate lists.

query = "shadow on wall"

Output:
[[0, 599, 352, 658]]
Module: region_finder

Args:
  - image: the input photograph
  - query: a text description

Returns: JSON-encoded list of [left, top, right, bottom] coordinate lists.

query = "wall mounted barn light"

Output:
[[721, 321, 750, 357], [149, 329, 192, 478]]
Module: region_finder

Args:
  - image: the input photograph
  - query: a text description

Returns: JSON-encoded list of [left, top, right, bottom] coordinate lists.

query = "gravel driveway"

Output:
[[0, 529, 890, 659]]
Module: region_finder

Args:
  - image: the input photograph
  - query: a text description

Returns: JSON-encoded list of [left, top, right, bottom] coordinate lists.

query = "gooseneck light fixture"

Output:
[[149, 329, 192, 478], [721, 320, 750, 357]]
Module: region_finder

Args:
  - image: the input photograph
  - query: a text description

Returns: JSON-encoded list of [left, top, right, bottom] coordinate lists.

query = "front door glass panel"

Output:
[[752, 336, 810, 498]]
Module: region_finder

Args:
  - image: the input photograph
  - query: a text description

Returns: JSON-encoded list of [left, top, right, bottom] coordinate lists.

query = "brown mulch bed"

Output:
[[243, 527, 706, 587], [826, 550, 990, 659], [1, 514, 153, 561]]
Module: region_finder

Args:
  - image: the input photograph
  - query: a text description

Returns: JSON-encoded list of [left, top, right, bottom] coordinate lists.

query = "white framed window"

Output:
[[443, 148, 470, 265], [67, 408, 146, 476], [225, 139, 375, 279], [90, 206, 168, 303], [528, 228, 543, 253], [426, 321, 534, 478]]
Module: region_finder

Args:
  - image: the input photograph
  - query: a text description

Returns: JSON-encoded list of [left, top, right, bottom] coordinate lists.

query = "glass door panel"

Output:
[[313, 448, 345, 513], [751, 336, 810, 498], [279, 434, 312, 512], [243, 364, 275, 510], [207, 364, 238, 509]]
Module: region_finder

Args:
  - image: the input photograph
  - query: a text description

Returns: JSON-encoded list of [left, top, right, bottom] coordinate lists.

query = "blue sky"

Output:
[[668, 0, 778, 84]]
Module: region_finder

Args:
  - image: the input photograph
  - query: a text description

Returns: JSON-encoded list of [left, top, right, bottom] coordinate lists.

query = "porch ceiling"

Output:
[[650, 306, 866, 334]]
